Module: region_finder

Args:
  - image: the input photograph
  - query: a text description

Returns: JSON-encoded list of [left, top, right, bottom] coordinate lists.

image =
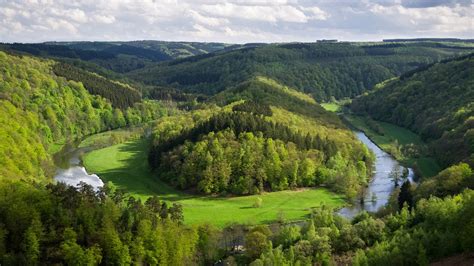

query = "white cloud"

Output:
[[303, 6, 330, 20], [199, 3, 311, 23], [93, 14, 116, 24], [0, 0, 471, 43], [188, 10, 229, 27], [370, 3, 474, 33]]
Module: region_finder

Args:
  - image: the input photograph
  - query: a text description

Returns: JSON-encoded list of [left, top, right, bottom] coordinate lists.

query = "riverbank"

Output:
[[321, 102, 440, 177], [343, 114, 441, 177]]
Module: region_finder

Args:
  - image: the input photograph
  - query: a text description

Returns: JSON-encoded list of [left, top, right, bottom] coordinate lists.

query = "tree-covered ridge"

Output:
[[128, 42, 472, 100], [0, 41, 240, 75], [350, 54, 474, 167], [211, 76, 343, 128], [0, 51, 164, 181], [52, 62, 141, 109], [149, 79, 373, 198]]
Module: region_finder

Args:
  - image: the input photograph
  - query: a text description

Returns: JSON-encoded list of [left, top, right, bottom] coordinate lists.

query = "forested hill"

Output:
[[52, 62, 141, 109], [210, 76, 342, 128], [149, 77, 373, 198], [128, 42, 473, 101], [350, 54, 474, 167], [0, 51, 164, 181]]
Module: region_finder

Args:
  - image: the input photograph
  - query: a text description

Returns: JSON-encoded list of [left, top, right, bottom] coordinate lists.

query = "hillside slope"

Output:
[[129, 42, 473, 100], [0, 51, 163, 181], [351, 54, 474, 167]]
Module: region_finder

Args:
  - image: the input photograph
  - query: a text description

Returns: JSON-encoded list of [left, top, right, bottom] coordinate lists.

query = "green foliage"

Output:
[[232, 100, 273, 116], [351, 54, 474, 166], [158, 129, 369, 197], [416, 163, 473, 199]]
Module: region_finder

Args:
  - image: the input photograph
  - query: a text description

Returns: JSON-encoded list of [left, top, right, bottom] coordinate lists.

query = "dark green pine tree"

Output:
[[398, 180, 413, 210]]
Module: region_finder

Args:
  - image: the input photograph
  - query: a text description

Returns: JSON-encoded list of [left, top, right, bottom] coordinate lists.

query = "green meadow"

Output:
[[83, 137, 345, 227], [320, 102, 341, 112]]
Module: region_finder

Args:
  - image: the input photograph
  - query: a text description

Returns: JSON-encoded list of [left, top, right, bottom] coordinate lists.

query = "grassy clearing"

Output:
[[83, 137, 345, 227], [344, 115, 441, 177], [321, 103, 341, 112], [79, 126, 147, 149]]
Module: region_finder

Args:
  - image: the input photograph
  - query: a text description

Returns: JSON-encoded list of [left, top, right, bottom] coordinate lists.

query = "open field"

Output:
[[83, 137, 345, 227], [343, 114, 441, 177], [321, 102, 341, 112]]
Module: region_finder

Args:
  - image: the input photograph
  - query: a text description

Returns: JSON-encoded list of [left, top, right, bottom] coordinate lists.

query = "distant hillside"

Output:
[[351, 54, 474, 167], [149, 77, 373, 198], [0, 41, 239, 74], [128, 42, 473, 101]]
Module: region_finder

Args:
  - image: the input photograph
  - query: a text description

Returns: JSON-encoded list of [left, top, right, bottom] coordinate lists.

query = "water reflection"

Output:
[[53, 143, 104, 189]]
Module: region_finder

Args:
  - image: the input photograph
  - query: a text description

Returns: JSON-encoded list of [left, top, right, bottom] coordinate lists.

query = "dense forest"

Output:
[[0, 51, 165, 181], [351, 54, 474, 167], [149, 78, 373, 198], [128, 42, 471, 101], [52, 62, 141, 109], [0, 180, 201, 265]]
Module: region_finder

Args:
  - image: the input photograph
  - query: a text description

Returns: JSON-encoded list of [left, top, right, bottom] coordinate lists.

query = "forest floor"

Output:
[[83, 137, 345, 227]]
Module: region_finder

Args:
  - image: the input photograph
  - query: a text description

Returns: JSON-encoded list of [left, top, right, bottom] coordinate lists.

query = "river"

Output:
[[338, 131, 414, 218]]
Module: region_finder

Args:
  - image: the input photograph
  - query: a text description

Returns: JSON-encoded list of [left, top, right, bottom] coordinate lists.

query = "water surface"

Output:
[[338, 131, 414, 218]]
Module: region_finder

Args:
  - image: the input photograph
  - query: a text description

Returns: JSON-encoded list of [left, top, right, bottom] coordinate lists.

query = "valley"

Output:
[[1, 40, 473, 265]]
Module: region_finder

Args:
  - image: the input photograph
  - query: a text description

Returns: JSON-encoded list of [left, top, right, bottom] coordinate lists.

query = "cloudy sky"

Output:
[[0, 0, 472, 43]]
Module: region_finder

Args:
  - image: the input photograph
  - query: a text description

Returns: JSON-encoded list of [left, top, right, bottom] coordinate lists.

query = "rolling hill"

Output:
[[128, 42, 474, 101], [149, 77, 373, 199]]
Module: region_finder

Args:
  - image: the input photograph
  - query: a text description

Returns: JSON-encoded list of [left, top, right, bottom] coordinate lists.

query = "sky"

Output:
[[0, 0, 472, 43]]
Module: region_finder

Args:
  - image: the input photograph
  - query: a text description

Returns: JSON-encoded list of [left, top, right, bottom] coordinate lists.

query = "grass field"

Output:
[[344, 115, 441, 177], [321, 103, 341, 112], [83, 137, 345, 227]]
